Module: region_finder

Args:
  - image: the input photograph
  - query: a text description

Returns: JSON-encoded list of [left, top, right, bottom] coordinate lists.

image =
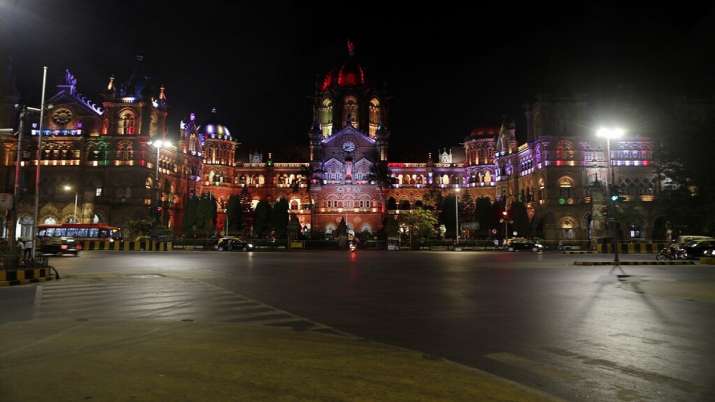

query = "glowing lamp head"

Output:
[[63, 185, 72, 192], [596, 127, 626, 140]]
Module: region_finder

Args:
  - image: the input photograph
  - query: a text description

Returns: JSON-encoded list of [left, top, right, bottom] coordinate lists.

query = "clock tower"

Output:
[[307, 41, 389, 235]]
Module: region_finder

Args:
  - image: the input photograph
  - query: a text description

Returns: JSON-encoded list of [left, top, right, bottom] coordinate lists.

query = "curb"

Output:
[[573, 261, 696, 266], [700, 257, 715, 265], [562, 251, 596, 254], [0, 267, 58, 287]]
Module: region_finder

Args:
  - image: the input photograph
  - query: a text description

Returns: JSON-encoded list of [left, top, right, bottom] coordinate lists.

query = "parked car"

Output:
[[38, 236, 79, 256], [683, 240, 715, 259], [215, 237, 254, 251], [507, 238, 544, 252]]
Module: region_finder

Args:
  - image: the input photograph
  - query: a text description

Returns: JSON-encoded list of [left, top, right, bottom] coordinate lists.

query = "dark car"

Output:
[[507, 238, 544, 252], [683, 240, 715, 259], [39, 236, 79, 256], [215, 237, 254, 252]]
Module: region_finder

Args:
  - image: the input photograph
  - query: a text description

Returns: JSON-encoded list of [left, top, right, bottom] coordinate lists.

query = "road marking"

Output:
[[32, 276, 352, 337]]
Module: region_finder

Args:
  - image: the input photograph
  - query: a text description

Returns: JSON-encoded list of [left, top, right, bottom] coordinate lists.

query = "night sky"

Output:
[[1, 1, 714, 161]]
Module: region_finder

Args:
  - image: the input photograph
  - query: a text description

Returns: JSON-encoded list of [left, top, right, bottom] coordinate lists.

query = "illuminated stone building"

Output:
[[0, 49, 660, 241]]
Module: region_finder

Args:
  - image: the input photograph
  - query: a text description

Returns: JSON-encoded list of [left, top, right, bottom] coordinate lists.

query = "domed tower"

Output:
[[313, 40, 389, 140], [201, 108, 237, 167]]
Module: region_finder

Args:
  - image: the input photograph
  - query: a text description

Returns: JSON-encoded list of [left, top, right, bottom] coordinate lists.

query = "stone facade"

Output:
[[0, 49, 659, 241]]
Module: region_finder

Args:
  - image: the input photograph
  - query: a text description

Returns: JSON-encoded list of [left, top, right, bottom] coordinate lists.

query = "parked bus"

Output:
[[36, 224, 122, 255]]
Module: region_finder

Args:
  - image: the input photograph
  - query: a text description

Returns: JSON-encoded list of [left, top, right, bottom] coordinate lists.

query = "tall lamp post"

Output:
[[501, 210, 508, 244], [148, 139, 172, 224], [30, 66, 49, 260], [454, 187, 460, 244], [62, 185, 79, 223], [596, 127, 625, 265]]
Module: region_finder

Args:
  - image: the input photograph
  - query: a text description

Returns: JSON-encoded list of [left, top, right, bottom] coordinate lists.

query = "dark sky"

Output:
[[1, 1, 714, 161]]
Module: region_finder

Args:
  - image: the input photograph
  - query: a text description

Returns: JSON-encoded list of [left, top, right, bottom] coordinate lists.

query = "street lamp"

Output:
[[596, 126, 625, 266], [454, 188, 460, 243], [502, 210, 508, 243], [148, 139, 172, 223], [596, 127, 625, 191], [63, 185, 78, 223]]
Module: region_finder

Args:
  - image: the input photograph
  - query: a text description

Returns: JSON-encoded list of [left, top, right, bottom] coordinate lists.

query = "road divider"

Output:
[[573, 260, 695, 266], [0, 267, 58, 286], [81, 240, 173, 252]]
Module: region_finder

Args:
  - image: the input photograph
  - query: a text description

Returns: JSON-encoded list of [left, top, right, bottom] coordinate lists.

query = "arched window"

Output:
[[343, 96, 358, 128], [442, 174, 450, 185], [559, 176, 574, 199], [43, 216, 57, 225], [320, 98, 333, 137], [368, 98, 380, 137], [145, 176, 153, 189], [555, 140, 576, 160], [118, 110, 136, 135], [483, 171, 492, 183], [116, 141, 133, 161]]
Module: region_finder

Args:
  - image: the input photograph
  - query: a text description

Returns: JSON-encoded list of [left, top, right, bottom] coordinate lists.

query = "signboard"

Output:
[[0, 193, 12, 210]]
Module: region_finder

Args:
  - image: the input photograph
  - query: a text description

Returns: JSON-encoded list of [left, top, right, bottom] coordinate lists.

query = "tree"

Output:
[[183, 195, 198, 236], [253, 200, 272, 238], [475, 197, 495, 237], [439, 195, 457, 239], [271, 198, 289, 239], [293, 164, 317, 236], [367, 161, 394, 190], [126, 219, 153, 240], [194, 193, 216, 237], [460, 192, 476, 222], [368, 161, 394, 212], [509, 201, 531, 238], [398, 208, 438, 248], [226, 195, 243, 235], [381, 215, 399, 239], [422, 188, 443, 211]]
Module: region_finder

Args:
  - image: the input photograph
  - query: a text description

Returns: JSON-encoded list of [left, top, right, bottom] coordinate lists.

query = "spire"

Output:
[[159, 85, 166, 100], [106, 75, 115, 91], [347, 39, 355, 57], [64, 69, 78, 95]]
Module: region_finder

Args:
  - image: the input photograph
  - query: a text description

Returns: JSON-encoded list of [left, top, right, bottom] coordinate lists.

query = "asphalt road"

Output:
[[3, 250, 715, 401]]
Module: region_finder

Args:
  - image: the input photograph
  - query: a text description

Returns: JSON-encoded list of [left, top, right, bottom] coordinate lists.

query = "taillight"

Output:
[[61, 244, 68, 250]]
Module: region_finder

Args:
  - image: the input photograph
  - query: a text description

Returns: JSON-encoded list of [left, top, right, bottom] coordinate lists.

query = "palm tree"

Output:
[[368, 161, 395, 212], [292, 164, 320, 237]]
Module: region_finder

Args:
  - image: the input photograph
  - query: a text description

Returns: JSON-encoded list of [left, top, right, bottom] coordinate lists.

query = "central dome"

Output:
[[202, 107, 232, 140], [320, 41, 367, 91]]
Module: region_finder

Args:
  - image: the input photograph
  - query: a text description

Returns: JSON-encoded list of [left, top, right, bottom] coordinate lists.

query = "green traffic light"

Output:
[[610, 195, 619, 202]]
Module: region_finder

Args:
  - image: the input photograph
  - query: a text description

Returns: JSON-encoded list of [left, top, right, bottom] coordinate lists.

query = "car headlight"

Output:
[[248, 243, 254, 248]]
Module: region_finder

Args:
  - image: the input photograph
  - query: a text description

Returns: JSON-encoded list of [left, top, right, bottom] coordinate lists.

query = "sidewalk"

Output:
[[0, 320, 557, 402]]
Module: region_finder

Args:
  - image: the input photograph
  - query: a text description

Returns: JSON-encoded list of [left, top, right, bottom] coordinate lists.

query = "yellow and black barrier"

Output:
[[81, 240, 173, 252], [0, 267, 56, 286], [594, 243, 665, 254]]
